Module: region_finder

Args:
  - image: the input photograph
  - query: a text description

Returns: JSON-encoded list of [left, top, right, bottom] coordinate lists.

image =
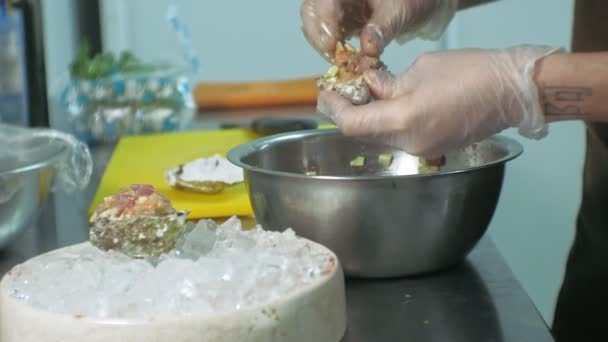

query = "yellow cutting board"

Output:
[[89, 129, 265, 219]]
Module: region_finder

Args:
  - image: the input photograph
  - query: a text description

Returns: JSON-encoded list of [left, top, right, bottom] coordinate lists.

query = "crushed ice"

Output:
[[5, 217, 334, 320]]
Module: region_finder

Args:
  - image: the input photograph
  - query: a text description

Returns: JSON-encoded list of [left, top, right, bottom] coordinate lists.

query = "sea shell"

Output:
[[165, 154, 244, 194], [316, 41, 386, 105], [317, 75, 372, 105], [90, 211, 192, 258], [89, 184, 192, 258]]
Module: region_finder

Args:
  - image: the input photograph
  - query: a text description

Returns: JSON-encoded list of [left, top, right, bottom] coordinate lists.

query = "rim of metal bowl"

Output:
[[0, 143, 69, 177], [227, 128, 523, 181]]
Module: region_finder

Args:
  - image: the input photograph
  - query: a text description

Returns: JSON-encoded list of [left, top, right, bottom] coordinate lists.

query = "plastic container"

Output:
[[60, 64, 195, 145]]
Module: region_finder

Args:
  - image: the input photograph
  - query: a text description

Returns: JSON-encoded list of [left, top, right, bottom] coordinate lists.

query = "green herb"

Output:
[[70, 40, 161, 80]]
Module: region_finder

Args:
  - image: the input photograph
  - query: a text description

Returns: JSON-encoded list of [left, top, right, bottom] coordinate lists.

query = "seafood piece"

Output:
[[418, 156, 447, 174], [317, 41, 387, 105], [350, 156, 366, 167], [89, 184, 192, 258], [378, 153, 393, 168], [165, 154, 244, 194]]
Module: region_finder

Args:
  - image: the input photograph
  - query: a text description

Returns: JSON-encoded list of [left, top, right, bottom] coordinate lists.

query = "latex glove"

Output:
[[300, 0, 458, 60], [317, 45, 562, 158]]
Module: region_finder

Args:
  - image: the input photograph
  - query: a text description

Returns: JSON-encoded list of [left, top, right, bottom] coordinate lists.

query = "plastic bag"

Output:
[[0, 123, 93, 204]]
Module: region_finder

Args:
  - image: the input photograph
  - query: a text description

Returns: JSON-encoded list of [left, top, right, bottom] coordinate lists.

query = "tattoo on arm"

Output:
[[541, 84, 592, 116]]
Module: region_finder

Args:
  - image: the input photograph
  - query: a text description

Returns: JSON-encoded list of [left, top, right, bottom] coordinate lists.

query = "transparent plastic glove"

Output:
[[0, 124, 93, 203], [300, 0, 458, 60], [317, 45, 562, 158]]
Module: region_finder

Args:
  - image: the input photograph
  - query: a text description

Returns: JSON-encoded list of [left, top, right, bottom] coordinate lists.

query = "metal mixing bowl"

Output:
[[227, 129, 523, 278], [0, 136, 67, 249]]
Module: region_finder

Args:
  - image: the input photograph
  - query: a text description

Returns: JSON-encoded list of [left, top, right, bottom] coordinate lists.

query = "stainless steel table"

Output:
[[0, 113, 555, 342], [341, 238, 554, 342]]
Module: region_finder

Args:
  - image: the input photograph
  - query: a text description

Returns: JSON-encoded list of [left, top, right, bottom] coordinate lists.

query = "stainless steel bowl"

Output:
[[227, 129, 523, 278], [0, 136, 67, 249]]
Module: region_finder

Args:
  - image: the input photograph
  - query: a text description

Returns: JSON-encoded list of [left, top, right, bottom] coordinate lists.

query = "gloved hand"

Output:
[[317, 45, 562, 158], [300, 0, 458, 60]]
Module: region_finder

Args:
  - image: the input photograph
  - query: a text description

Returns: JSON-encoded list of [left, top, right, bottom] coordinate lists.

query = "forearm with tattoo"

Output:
[[540, 85, 592, 117], [534, 52, 608, 123]]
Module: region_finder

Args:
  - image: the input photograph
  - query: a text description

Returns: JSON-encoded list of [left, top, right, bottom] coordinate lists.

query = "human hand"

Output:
[[317, 45, 561, 158], [300, 0, 458, 61]]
